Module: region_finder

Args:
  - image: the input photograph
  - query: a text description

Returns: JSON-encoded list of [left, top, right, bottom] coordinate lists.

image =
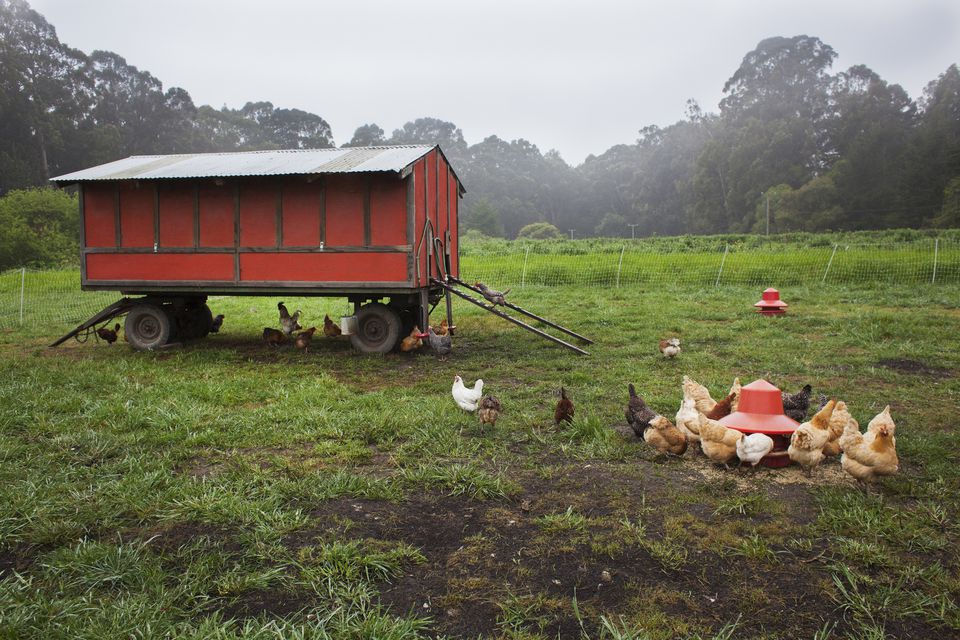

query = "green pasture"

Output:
[[0, 242, 959, 638], [0, 238, 960, 640]]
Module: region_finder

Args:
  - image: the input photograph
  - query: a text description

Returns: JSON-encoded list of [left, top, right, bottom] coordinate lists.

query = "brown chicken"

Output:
[[787, 399, 836, 476], [840, 406, 899, 484], [262, 327, 286, 346], [822, 400, 853, 457], [658, 338, 681, 358], [682, 375, 717, 414], [554, 387, 575, 424], [436, 318, 456, 336], [705, 391, 736, 420], [96, 323, 120, 344], [477, 395, 503, 433], [697, 413, 743, 465], [294, 327, 317, 352], [323, 314, 342, 337], [400, 326, 424, 352], [644, 415, 688, 456], [729, 377, 742, 412]]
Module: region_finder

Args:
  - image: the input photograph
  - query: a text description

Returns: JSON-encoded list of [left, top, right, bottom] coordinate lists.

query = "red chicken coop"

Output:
[[51, 145, 592, 355], [50, 145, 463, 352]]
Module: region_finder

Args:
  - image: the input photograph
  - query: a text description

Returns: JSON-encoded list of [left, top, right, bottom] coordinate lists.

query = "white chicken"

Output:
[[452, 375, 484, 412], [675, 394, 701, 444], [736, 433, 774, 468]]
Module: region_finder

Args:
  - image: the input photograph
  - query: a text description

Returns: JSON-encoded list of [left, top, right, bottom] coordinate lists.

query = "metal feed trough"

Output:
[[50, 145, 591, 354]]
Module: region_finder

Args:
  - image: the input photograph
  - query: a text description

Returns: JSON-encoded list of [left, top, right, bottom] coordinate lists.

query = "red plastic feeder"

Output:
[[719, 379, 798, 467], [754, 288, 787, 315]]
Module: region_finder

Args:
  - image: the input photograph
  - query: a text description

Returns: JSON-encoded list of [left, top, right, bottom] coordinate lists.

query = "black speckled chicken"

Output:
[[625, 383, 657, 438], [474, 282, 510, 306], [427, 326, 452, 357], [96, 323, 120, 344], [782, 384, 813, 422], [277, 302, 302, 336]]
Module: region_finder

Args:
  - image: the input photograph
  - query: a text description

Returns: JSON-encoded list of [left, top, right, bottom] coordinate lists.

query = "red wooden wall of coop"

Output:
[[79, 164, 459, 288], [411, 148, 459, 287]]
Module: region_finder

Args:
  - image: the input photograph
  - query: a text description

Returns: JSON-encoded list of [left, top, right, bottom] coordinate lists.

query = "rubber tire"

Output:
[[125, 303, 172, 351], [394, 304, 417, 338], [350, 303, 402, 354], [178, 304, 213, 340]]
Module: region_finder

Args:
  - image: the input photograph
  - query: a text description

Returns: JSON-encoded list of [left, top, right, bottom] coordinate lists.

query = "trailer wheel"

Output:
[[124, 304, 172, 351], [394, 305, 417, 339], [350, 303, 401, 354], [177, 304, 213, 340]]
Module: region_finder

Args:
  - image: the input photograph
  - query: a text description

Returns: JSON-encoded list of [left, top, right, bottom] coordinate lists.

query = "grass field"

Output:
[[1, 280, 959, 639]]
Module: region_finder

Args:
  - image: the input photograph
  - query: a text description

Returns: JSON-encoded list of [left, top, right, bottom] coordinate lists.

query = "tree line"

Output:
[[1, 0, 958, 249]]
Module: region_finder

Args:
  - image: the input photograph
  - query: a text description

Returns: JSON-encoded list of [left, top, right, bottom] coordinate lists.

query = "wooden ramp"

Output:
[[49, 297, 138, 347], [433, 277, 593, 355]]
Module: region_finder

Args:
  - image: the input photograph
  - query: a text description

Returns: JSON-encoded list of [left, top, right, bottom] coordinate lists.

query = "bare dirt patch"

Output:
[[219, 588, 316, 621], [270, 458, 853, 639], [878, 358, 953, 378]]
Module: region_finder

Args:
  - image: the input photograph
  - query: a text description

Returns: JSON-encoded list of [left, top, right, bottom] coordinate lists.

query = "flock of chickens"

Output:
[[451, 366, 899, 487], [397, 282, 511, 357], [262, 302, 343, 352], [95, 289, 899, 487], [97, 281, 509, 354], [258, 282, 512, 356], [625, 375, 899, 485]]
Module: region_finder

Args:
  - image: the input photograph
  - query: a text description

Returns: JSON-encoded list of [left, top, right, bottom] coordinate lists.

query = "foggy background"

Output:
[[29, 0, 960, 164]]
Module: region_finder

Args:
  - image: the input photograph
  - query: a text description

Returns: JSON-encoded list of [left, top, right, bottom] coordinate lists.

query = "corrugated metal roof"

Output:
[[50, 145, 439, 183]]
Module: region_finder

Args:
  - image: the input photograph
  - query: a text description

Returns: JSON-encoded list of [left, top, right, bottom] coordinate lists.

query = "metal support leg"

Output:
[[445, 288, 453, 333], [419, 289, 430, 331]]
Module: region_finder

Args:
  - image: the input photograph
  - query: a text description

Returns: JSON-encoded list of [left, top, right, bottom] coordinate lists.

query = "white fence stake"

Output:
[[715, 245, 728, 287], [932, 238, 939, 284], [822, 244, 838, 283], [616, 246, 625, 288], [520, 245, 531, 289], [19, 267, 26, 325]]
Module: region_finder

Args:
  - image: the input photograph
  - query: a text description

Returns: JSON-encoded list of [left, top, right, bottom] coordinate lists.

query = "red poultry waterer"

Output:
[[754, 288, 787, 315], [719, 379, 798, 467]]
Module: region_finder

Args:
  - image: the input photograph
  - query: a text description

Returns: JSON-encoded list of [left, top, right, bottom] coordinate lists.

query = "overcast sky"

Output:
[[31, 0, 960, 165]]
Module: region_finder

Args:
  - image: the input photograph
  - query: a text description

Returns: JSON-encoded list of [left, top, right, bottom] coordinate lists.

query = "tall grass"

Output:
[[2, 231, 959, 330]]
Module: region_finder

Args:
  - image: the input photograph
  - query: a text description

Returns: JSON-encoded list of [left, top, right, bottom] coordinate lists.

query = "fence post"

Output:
[[615, 246, 625, 288], [19, 267, 26, 325], [520, 245, 531, 289], [822, 244, 838, 283], [715, 245, 728, 287], [932, 238, 939, 284]]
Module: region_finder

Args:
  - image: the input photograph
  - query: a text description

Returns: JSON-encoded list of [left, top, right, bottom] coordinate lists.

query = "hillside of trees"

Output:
[[2, 0, 958, 248]]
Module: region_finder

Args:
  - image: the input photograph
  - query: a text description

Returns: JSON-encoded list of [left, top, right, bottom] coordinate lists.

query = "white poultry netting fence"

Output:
[[461, 238, 960, 289], [1, 238, 957, 330], [0, 269, 117, 331]]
